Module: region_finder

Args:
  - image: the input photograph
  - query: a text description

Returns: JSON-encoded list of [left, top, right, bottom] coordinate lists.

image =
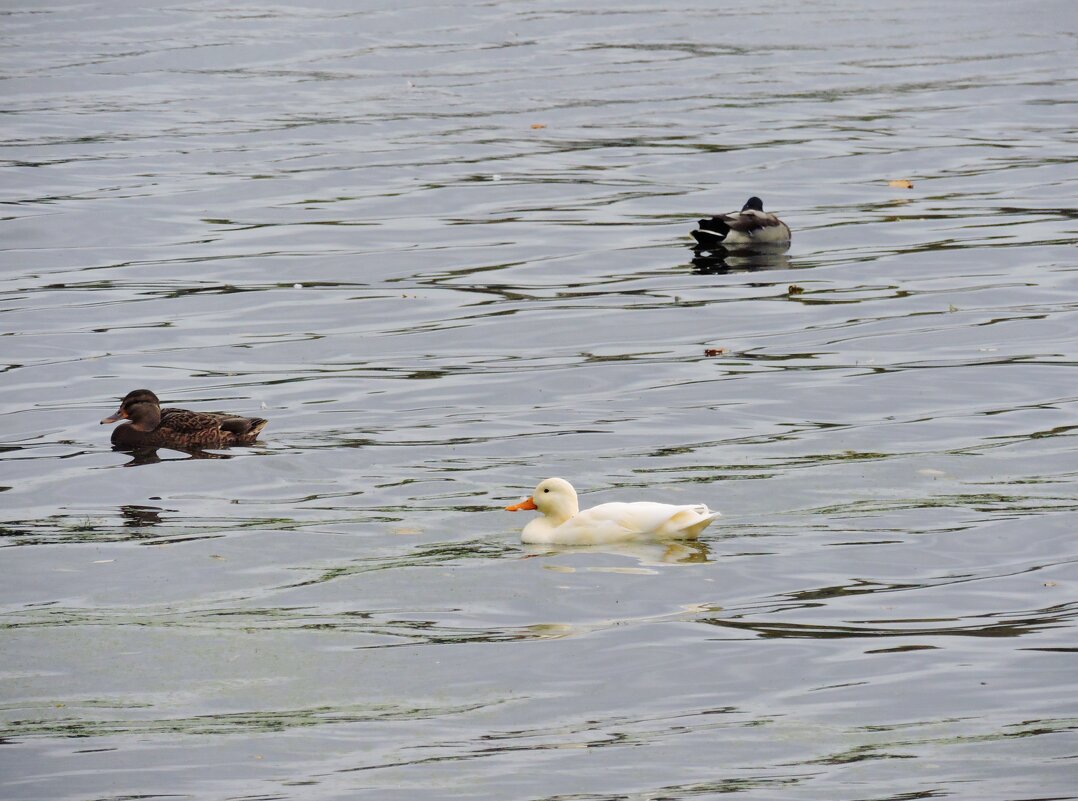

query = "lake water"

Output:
[[2, 1, 1076, 799]]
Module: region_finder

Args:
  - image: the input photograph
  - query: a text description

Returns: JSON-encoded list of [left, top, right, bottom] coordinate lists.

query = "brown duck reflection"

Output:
[[117, 446, 234, 467], [119, 504, 166, 527]]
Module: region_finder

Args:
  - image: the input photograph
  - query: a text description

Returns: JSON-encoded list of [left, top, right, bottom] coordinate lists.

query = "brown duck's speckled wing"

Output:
[[160, 408, 266, 439], [158, 407, 229, 434]]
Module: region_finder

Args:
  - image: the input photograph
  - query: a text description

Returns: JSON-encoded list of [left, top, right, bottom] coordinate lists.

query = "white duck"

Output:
[[691, 196, 790, 249], [505, 477, 720, 545]]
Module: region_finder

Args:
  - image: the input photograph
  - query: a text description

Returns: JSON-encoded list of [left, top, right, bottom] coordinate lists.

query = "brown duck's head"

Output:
[[101, 389, 162, 432]]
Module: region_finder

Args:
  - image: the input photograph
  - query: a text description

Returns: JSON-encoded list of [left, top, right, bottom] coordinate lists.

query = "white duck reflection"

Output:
[[522, 539, 712, 566]]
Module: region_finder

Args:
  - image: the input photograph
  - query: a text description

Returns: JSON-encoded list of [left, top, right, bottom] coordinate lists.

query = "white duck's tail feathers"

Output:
[[661, 505, 721, 539]]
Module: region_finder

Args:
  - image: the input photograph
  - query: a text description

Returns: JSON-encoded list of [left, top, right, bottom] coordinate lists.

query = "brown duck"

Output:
[[100, 389, 267, 449]]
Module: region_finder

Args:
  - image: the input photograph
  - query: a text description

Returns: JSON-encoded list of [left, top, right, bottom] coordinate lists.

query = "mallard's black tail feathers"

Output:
[[691, 217, 730, 246]]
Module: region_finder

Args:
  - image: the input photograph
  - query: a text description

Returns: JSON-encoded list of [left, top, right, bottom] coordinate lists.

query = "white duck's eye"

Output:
[[543, 488, 549, 493]]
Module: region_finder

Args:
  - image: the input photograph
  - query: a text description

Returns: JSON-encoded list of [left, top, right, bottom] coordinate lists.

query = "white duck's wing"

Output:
[[550, 501, 719, 545]]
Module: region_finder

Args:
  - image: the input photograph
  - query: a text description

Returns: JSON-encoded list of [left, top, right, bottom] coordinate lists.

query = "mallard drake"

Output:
[[691, 196, 790, 248], [100, 389, 267, 449], [505, 477, 720, 545]]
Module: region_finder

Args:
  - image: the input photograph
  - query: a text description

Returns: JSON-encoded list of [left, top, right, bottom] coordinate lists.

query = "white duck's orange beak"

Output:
[[505, 496, 537, 512]]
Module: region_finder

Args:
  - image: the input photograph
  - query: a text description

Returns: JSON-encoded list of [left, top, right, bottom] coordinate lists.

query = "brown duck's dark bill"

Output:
[[100, 409, 126, 424], [505, 497, 537, 511]]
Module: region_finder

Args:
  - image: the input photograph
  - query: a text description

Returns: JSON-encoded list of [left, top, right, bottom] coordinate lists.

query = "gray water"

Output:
[[2, 1, 1077, 799]]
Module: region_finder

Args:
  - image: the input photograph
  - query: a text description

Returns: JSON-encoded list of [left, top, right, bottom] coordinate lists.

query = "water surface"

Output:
[[2, 1, 1077, 799]]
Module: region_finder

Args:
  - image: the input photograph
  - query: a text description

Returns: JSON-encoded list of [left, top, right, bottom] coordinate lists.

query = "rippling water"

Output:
[[2, 1, 1077, 798]]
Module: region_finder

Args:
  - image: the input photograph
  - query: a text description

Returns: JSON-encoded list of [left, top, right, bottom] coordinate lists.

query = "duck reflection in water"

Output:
[[120, 504, 166, 527], [523, 539, 711, 566], [118, 446, 233, 467], [690, 243, 792, 274]]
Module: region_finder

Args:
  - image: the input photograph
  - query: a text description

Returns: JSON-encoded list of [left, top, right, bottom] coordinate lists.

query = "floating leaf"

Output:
[[704, 347, 726, 357], [530, 123, 547, 129], [788, 284, 804, 295], [888, 179, 914, 189]]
